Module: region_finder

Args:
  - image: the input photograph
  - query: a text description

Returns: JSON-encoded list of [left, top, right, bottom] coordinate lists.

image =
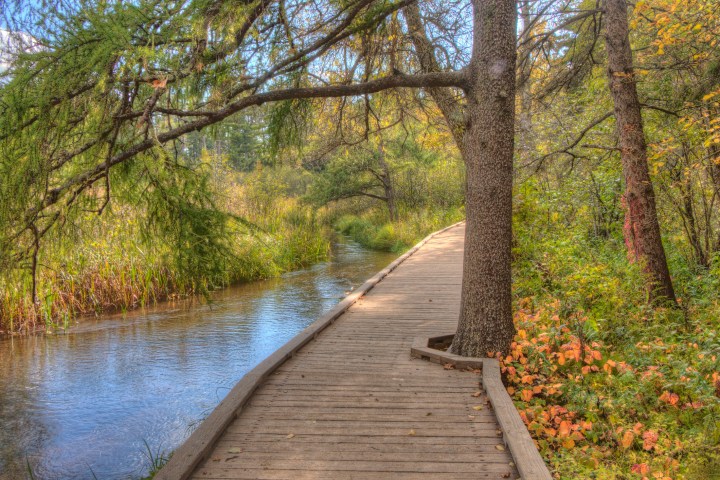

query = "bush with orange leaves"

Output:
[[497, 297, 720, 479]]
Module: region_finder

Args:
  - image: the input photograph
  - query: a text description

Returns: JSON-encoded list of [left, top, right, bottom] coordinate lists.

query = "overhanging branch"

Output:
[[39, 70, 467, 214]]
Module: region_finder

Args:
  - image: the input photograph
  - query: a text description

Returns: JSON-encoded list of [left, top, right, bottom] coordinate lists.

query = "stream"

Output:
[[0, 237, 397, 480]]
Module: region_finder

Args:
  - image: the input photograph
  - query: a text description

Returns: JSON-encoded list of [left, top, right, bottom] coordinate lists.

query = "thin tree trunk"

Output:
[[377, 141, 398, 222], [604, 0, 677, 305], [680, 174, 707, 267], [701, 127, 720, 255], [449, 0, 517, 357]]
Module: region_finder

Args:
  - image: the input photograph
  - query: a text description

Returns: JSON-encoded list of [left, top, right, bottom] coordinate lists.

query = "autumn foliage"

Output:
[[497, 297, 719, 478]]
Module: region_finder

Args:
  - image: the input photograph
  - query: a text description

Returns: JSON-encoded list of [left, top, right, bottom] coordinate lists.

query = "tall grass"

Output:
[[0, 164, 330, 334]]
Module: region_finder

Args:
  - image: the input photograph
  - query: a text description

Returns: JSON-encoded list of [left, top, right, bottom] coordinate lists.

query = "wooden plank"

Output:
[[201, 451, 512, 463], [192, 471, 510, 480], [482, 358, 553, 480], [210, 440, 504, 454], [219, 433, 507, 446], [194, 461, 515, 474]]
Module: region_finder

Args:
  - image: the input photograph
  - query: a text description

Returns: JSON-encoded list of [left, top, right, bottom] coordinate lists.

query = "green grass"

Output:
[[334, 207, 465, 253]]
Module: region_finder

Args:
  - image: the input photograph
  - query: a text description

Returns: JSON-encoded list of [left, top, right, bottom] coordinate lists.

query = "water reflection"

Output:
[[0, 238, 396, 480]]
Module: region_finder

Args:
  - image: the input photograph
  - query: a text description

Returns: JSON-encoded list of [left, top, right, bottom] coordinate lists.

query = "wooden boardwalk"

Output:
[[166, 224, 522, 479]]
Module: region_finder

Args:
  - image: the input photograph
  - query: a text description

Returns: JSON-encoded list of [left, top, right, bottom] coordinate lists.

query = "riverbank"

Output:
[[0, 197, 330, 335], [333, 207, 465, 253], [0, 236, 397, 480]]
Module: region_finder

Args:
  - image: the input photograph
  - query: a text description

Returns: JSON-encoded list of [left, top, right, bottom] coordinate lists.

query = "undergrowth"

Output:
[[501, 185, 720, 479]]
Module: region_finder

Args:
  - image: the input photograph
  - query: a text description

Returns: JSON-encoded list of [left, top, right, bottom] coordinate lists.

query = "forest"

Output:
[[0, 0, 719, 478]]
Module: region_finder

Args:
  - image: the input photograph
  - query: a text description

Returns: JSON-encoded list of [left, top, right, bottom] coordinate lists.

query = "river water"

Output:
[[0, 238, 397, 480]]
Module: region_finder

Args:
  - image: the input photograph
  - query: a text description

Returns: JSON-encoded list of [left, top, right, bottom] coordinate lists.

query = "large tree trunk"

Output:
[[449, 0, 517, 357], [604, 0, 677, 306]]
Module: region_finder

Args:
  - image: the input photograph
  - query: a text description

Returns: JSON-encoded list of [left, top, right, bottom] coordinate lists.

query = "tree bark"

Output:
[[449, 0, 517, 357], [604, 0, 677, 305]]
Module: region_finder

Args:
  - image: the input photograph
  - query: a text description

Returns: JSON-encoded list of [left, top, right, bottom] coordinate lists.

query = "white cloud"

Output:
[[0, 29, 40, 73]]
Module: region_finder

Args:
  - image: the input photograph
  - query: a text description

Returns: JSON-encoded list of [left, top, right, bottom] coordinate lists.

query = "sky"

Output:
[[0, 28, 38, 72]]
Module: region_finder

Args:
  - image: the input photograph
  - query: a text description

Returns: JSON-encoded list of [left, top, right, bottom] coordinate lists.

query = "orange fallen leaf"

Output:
[[558, 420, 571, 437], [631, 463, 650, 475], [642, 430, 659, 451], [620, 430, 634, 449]]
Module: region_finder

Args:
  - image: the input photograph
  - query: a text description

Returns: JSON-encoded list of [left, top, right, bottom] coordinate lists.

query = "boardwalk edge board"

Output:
[[155, 221, 465, 480], [410, 335, 553, 480]]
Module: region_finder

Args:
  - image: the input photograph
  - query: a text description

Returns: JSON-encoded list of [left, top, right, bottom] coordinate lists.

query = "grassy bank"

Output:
[[0, 166, 330, 334], [334, 207, 465, 253]]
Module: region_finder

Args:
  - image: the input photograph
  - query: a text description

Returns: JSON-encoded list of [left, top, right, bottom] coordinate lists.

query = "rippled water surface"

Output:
[[0, 238, 397, 480]]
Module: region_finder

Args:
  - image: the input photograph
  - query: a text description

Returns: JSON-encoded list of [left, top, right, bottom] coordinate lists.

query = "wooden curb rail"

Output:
[[155, 221, 465, 480], [411, 336, 553, 480]]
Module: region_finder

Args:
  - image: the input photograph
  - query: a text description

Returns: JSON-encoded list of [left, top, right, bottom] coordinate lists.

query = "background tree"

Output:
[[307, 137, 400, 222], [604, 0, 677, 305]]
